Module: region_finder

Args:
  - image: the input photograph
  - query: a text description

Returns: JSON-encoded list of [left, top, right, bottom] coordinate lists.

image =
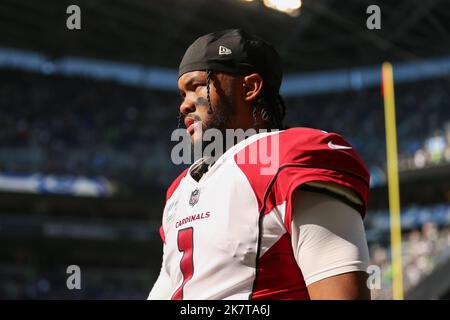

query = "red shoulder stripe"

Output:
[[166, 168, 189, 203], [160, 168, 189, 244]]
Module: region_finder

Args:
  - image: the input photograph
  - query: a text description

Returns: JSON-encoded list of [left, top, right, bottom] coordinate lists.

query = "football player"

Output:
[[148, 29, 371, 300]]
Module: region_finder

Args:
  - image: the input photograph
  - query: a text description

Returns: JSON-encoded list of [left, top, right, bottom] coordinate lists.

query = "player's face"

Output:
[[178, 70, 247, 144]]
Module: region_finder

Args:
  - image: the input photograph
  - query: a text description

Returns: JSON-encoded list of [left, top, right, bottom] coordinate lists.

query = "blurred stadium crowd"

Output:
[[0, 264, 153, 299], [0, 69, 178, 192], [1, 69, 449, 191], [0, 67, 449, 299], [1, 221, 449, 299], [288, 77, 450, 186], [369, 223, 450, 299]]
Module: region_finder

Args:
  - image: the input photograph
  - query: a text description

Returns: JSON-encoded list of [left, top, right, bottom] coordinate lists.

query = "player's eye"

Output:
[[193, 83, 204, 91]]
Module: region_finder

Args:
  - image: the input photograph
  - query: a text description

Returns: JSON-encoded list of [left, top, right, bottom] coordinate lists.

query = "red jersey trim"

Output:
[[159, 168, 190, 244], [159, 225, 166, 245], [251, 233, 310, 300], [261, 164, 369, 234], [251, 164, 369, 299], [166, 168, 190, 202]]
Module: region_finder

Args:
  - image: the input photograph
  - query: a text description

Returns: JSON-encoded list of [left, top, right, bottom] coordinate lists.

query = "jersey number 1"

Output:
[[171, 227, 194, 300]]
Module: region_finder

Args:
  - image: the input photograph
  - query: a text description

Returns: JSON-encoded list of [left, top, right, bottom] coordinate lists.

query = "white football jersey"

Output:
[[151, 128, 370, 300]]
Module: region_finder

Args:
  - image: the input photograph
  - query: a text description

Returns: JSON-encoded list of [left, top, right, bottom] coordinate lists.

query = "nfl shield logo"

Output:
[[189, 188, 200, 207]]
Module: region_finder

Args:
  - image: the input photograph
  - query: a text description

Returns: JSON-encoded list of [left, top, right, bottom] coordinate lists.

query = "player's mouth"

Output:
[[184, 117, 198, 135]]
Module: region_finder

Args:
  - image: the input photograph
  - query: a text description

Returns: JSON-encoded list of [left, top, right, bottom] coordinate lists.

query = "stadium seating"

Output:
[[1, 69, 449, 192]]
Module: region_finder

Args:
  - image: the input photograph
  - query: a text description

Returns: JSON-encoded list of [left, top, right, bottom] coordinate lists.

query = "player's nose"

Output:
[[179, 98, 195, 116]]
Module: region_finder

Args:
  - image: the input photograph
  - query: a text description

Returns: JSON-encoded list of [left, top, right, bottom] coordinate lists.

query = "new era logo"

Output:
[[218, 46, 232, 55]]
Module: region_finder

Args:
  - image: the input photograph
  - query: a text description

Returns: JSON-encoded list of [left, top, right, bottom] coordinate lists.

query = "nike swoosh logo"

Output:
[[328, 141, 353, 150]]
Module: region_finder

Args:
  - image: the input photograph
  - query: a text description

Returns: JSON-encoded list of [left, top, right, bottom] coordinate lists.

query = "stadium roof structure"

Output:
[[0, 0, 449, 72]]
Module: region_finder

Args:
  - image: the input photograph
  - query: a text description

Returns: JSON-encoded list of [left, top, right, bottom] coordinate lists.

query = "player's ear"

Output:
[[243, 73, 263, 103]]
